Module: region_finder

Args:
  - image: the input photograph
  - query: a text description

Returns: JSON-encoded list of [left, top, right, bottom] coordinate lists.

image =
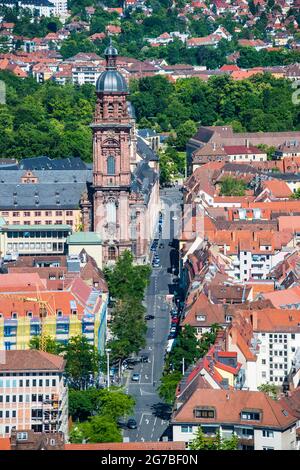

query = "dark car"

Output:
[[127, 418, 137, 429], [168, 332, 177, 339], [145, 314, 155, 320], [140, 354, 149, 363]]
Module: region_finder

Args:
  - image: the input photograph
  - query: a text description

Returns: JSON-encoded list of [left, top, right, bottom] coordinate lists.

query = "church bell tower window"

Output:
[[107, 156, 115, 175]]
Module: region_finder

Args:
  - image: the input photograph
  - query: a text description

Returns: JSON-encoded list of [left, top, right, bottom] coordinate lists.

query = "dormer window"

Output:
[[194, 408, 215, 419], [11, 312, 18, 319], [241, 411, 260, 421], [196, 314, 206, 322], [56, 310, 63, 317]]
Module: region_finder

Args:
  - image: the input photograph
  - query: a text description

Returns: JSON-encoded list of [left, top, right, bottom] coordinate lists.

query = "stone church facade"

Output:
[[80, 43, 160, 265]]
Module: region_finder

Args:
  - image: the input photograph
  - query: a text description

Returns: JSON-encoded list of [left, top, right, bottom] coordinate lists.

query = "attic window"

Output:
[[196, 315, 206, 322], [26, 311, 33, 318], [11, 312, 18, 319], [241, 411, 260, 421], [194, 408, 215, 419], [56, 310, 63, 317]]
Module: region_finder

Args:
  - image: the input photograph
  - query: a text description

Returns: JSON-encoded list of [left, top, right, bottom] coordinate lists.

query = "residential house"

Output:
[[171, 388, 297, 450]]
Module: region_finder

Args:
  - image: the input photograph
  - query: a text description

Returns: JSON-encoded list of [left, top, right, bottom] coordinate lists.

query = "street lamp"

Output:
[[105, 348, 111, 390]]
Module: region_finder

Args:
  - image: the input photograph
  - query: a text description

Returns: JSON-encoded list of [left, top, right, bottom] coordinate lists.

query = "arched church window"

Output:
[[107, 156, 115, 175], [108, 246, 116, 260]]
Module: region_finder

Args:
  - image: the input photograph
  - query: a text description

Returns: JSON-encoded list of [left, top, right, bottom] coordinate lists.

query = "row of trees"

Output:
[[104, 251, 151, 369], [158, 324, 220, 404]]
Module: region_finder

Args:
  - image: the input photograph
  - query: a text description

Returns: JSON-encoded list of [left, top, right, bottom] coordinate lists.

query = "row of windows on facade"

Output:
[[180, 425, 276, 439], [3, 322, 94, 334], [2, 211, 74, 217], [2, 424, 58, 435], [8, 221, 74, 226], [6, 231, 70, 238], [262, 333, 297, 339], [2, 311, 92, 320], [0, 391, 57, 401], [0, 408, 59, 419], [6, 242, 64, 252]]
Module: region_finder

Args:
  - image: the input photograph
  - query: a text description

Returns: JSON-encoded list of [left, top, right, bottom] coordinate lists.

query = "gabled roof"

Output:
[[172, 389, 297, 429], [0, 350, 65, 372]]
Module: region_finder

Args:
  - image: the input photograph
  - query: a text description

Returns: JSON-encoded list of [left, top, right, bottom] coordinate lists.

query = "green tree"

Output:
[[291, 188, 300, 199], [69, 386, 135, 422], [70, 416, 122, 443], [258, 383, 279, 400], [29, 335, 61, 355], [69, 388, 101, 422], [108, 298, 147, 362], [220, 177, 247, 196], [61, 335, 100, 390], [96, 387, 135, 421], [257, 144, 276, 160], [168, 325, 201, 372], [104, 250, 151, 302], [174, 120, 197, 151], [189, 427, 239, 450], [158, 371, 182, 404]]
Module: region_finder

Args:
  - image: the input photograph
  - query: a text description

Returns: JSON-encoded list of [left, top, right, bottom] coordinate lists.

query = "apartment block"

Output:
[[0, 275, 108, 353], [227, 309, 300, 390], [0, 350, 68, 439]]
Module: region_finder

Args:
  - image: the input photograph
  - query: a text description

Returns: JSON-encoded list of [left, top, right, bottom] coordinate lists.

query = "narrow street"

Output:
[[123, 186, 182, 442]]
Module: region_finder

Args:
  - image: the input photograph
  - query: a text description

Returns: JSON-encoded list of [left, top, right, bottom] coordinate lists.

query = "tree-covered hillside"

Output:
[[0, 71, 299, 162]]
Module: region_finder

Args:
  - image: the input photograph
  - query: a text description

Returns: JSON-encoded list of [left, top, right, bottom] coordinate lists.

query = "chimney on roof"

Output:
[[226, 393, 230, 400], [289, 315, 293, 322], [245, 139, 249, 148]]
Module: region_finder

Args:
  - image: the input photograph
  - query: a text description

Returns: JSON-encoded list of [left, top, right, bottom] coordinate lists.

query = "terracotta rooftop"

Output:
[[0, 350, 65, 372], [172, 389, 297, 429]]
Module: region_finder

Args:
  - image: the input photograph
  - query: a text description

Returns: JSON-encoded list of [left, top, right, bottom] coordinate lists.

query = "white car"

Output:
[[172, 216, 178, 221]]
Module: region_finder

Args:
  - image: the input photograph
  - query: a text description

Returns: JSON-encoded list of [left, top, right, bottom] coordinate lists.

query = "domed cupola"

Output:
[[96, 40, 128, 94]]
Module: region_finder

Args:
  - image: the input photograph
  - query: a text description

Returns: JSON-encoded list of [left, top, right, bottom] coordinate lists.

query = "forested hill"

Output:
[[0, 71, 299, 162]]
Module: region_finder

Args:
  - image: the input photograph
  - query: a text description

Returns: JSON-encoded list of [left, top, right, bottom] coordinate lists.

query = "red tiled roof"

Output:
[[0, 350, 65, 372], [172, 389, 297, 428]]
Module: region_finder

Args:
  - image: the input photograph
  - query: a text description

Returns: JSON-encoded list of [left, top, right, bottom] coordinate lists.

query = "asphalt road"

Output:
[[122, 186, 182, 442]]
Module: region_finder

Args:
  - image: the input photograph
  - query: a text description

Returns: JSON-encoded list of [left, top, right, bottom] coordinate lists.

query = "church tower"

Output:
[[92, 42, 132, 262]]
